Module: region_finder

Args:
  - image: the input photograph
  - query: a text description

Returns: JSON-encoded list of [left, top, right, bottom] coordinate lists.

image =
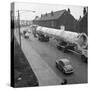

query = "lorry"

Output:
[[31, 25, 49, 42], [31, 25, 88, 62]]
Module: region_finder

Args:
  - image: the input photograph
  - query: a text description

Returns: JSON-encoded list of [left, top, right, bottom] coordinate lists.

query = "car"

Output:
[[24, 32, 29, 39], [56, 58, 73, 74]]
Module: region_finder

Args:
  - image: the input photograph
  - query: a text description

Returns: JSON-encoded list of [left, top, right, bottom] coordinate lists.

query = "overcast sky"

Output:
[[15, 2, 86, 20]]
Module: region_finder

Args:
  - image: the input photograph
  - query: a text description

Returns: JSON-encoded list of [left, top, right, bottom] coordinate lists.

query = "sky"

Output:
[[15, 2, 86, 20]]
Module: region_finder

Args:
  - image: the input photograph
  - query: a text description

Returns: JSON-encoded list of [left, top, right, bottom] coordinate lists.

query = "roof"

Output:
[[79, 13, 87, 22], [56, 58, 70, 65], [37, 9, 66, 21]]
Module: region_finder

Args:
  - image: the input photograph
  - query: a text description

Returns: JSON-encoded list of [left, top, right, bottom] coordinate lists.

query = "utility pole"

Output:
[[18, 10, 21, 48], [16, 9, 36, 48]]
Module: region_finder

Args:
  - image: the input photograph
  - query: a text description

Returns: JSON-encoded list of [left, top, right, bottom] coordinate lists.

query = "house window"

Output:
[[51, 21, 54, 27], [60, 25, 65, 30]]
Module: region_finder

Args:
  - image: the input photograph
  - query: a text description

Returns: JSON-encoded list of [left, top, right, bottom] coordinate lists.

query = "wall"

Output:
[[57, 11, 77, 32], [79, 14, 88, 35]]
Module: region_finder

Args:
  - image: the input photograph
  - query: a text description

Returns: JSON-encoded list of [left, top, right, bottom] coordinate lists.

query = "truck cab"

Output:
[[37, 31, 49, 42]]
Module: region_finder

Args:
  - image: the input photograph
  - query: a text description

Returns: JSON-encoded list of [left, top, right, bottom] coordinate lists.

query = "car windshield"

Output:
[[59, 59, 70, 66], [64, 61, 70, 66]]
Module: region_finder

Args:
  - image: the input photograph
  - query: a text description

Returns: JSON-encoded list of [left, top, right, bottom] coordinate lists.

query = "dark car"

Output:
[[24, 32, 29, 39], [56, 58, 73, 74]]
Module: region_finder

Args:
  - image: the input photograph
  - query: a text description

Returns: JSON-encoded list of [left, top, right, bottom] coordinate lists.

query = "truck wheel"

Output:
[[56, 45, 62, 50], [63, 49, 68, 53], [81, 55, 87, 63], [47, 38, 49, 42]]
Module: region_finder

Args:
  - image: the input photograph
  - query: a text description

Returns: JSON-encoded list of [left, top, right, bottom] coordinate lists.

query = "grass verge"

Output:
[[14, 38, 39, 87]]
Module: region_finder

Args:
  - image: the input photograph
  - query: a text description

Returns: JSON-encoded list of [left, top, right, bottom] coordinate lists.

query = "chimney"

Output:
[[46, 12, 47, 16], [41, 14, 43, 17], [51, 11, 54, 16], [68, 8, 70, 13], [83, 7, 87, 16]]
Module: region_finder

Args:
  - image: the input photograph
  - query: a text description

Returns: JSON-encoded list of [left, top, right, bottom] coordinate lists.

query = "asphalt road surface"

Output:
[[15, 26, 88, 85]]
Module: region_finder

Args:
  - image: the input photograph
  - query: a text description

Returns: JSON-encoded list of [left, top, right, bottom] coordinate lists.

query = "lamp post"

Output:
[[17, 10, 36, 48]]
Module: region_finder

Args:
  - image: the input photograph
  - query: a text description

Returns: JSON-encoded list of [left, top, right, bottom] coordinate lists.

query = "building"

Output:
[[20, 20, 33, 26], [33, 9, 77, 32], [79, 7, 88, 35]]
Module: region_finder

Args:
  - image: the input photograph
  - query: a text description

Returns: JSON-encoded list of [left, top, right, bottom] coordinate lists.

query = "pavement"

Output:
[[14, 29, 63, 86]]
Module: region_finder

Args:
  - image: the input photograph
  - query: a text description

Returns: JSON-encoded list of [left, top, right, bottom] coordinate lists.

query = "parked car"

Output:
[[56, 58, 73, 74]]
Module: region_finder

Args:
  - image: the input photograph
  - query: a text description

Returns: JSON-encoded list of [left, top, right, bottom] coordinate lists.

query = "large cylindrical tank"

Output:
[[36, 26, 88, 48]]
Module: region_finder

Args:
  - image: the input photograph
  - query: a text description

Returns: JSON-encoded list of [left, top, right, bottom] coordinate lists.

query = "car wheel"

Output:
[[62, 69, 66, 74], [56, 63, 58, 68]]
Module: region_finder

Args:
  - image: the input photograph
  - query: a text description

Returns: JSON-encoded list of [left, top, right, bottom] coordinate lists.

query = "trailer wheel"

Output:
[[47, 38, 49, 42], [81, 55, 87, 63]]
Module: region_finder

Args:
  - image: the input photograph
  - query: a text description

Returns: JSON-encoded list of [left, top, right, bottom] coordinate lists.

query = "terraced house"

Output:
[[33, 9, 77, 32], [79, 7, 88, 35]]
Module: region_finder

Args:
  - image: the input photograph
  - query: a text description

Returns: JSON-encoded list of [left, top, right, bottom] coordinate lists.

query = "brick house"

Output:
[[79, 12, 88, 35], [33, 9, 77, 32]]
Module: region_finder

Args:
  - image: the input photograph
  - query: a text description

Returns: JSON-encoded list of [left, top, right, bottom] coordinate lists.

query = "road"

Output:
[[15, 26, 88, 85]]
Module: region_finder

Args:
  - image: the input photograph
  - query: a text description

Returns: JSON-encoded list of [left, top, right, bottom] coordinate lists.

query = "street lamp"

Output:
[[16, 10, 36, 48]]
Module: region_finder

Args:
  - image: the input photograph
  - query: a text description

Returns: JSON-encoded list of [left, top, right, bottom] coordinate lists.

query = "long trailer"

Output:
[[31, 25, 88, 62]]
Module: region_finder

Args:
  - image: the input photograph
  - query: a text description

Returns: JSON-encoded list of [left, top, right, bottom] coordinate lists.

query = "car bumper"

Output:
[[64, 70, 74, 74]]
